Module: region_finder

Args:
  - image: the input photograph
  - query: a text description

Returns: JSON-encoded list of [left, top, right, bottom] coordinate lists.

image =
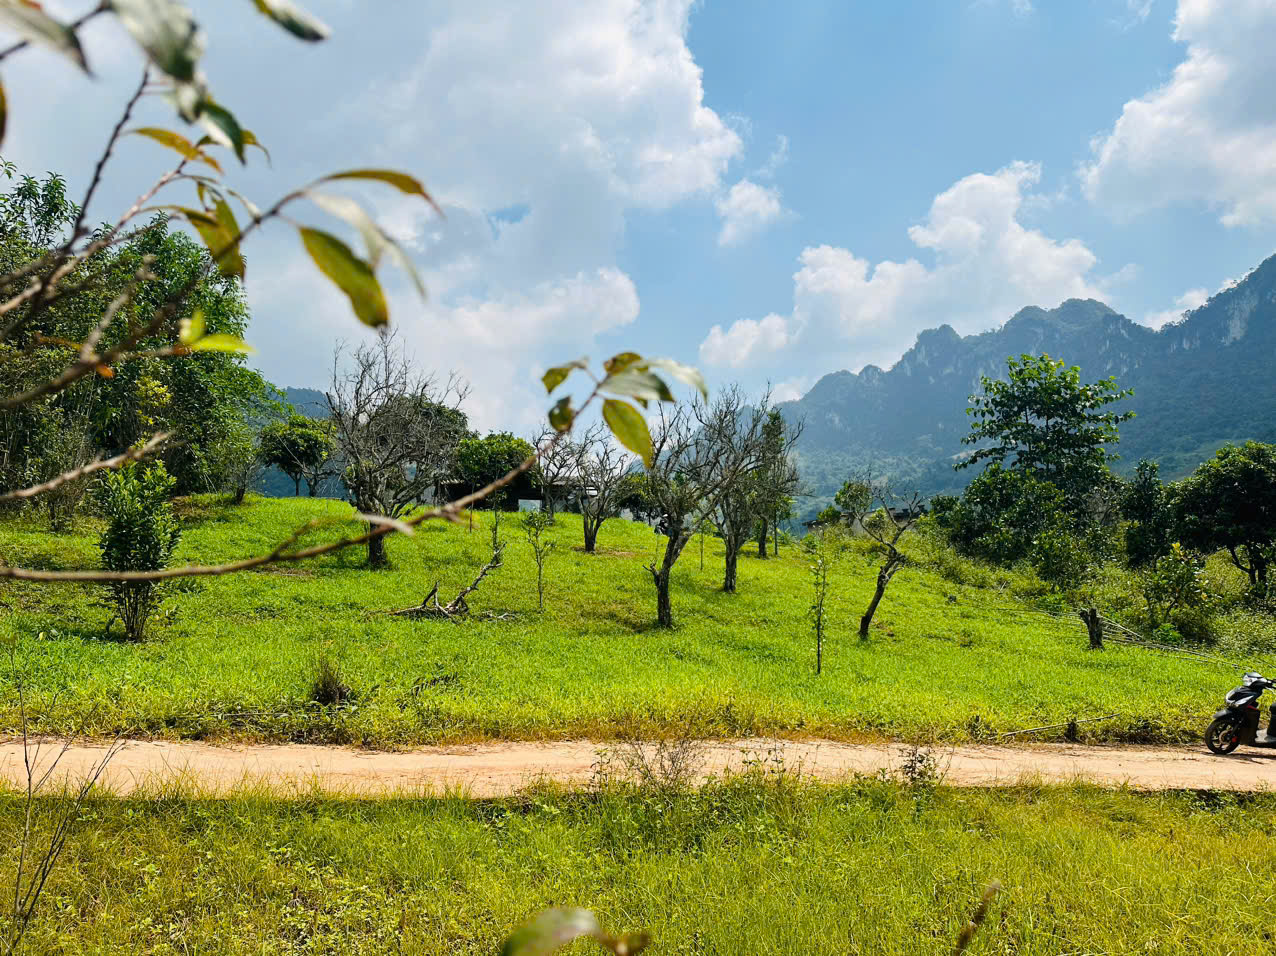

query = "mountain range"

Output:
[[782, 251, 1276, 509]]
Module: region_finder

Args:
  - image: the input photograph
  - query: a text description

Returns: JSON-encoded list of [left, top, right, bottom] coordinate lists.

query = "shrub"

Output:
[[97, 462, 181, 641]]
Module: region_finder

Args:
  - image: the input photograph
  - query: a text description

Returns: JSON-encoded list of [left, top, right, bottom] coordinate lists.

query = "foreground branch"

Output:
[[0, 433, 169, 503]]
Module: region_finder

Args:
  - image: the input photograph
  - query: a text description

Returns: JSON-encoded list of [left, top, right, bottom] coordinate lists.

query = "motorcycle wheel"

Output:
[[1205, 717, 1241, 755]]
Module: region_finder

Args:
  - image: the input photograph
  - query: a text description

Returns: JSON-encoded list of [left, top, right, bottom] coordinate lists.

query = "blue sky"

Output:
[[5, 0, 1276, 428]]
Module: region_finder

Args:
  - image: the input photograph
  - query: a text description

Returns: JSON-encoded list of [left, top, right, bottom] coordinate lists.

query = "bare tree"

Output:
[[327, 332, 469, 568], [703, 387, 772, 593], [576, 425, 635, 553], [833, 476, 924, 639], [645, 392, 768, 626], [531, 426, 576, 519]]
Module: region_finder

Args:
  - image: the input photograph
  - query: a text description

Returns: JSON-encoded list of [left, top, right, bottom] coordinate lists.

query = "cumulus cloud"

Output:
[[716, 179, 784, 247], [1081, 0, 1276, 225], [1142, 286, 1208, 329], [700, 162, 1113, 372]]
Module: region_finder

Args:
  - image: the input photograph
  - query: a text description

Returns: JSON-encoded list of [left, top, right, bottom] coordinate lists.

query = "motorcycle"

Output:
[[1204, 671, 1276, 755]]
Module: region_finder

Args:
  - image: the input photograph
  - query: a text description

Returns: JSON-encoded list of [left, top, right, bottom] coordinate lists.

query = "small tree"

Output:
[[959, 353, 1133, 510], [1142, 543, 1208, 629], [206, 422, 260, 505], [752, 408, 803, 559], [328, 333, 468, 568], [522, 509, 555, 611], [1123, 460, 1172, 568], [832, 476, 923, 639], [702, 386, 772, 594], [803, 534, 834, 675], [98, 462, 181, 640], [1174, 441, 1276, 597], [575, 425, 634, 553], [259, 413, 335, 497]]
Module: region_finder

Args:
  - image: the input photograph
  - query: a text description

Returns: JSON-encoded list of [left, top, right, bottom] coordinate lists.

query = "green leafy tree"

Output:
[[752, 408, 802, 559], [259, 413, 335, 497], [1142, 543, 1208, 629], [456, 432, 536, 499], [1174, 441, 1276, 596], [1123, 459, 1173, 568], [934, 464, 1069, 564], [97, 462, 181, 640], [959, 353, 1133, 507]]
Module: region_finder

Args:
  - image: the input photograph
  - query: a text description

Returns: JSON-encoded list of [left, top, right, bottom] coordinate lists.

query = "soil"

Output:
[[2, 737, 1274, 798]]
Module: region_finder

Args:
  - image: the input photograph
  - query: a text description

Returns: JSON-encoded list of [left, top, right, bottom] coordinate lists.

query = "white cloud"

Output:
[[1142, 286, 1208, 329], [715, 179, 784, 247], [770, 376, 812, 403], [1082, 0, 1276, 225], [756, 134, 789, 179], [700, 162, 1113, 372]]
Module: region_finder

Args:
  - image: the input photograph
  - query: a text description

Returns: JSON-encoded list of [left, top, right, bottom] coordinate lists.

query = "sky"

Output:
[[4, 0, 1276, 429]]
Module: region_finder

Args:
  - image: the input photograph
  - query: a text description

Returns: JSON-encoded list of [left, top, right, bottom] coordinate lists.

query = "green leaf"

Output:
[[0, 1, 89, 71], [178, 307, 205, 344], [320, 169, 441, 215], [642, 357, 708, 399], [109, 0, 204, 83], [603, 352, 642, 374], [601, 368, 675, 405], [250, 0, 329, 41], [542, 359, 587, 395], [306, 191, 425, 299], [603, 399, 653, 468], [241, 129, 271, 164], [197, 100, 246, 162], [548, 396, 574, 433], [189, 333, 254, 354], [178, 203, 241, 279], [211, 197, 245, 278], [130, 127, 222, 172], [299, 227, 388, 328]]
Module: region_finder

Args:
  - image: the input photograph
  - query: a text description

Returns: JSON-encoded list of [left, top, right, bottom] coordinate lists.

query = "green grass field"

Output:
[[5, 776, 1275, 954], [0, 495, 1242, 746]]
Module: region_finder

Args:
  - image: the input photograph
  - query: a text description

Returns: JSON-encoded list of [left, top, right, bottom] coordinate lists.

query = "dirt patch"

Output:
[[3, 738, 1274, 798]]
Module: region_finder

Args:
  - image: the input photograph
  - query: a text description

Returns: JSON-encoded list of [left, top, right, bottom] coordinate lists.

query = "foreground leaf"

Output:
[[189, 333, 254, 354], [198, 101, 246, 162], [307, 191, 425, 298], [176, 206, 241, 279], [178, 307, 205, 345], [643, 357, 708, 399], [0, 1, 88, 70], [211, 198, 245, 277], [299, 227, 388, 327], [321, 169, 441, 215], [130, 127, 222, 172], [542, 359, 587, 394], [501, 908, 648, 956], [251, 0, 328, 41], [0, 79, 6, 147], [602, 399, 653, 467], [110, 0, 204, 83], [548, 396, 574, 432], [601, 368, 675, 405]]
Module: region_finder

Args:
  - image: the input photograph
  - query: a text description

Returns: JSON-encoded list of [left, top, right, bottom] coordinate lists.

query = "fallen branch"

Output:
[[1001, 714, 1118, 738], [390, 543, 505, 621]]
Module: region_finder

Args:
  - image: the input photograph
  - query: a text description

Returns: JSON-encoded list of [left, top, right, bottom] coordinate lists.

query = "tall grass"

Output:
[[1, 778, 1273, 953], [0, 496, 1244, 745]]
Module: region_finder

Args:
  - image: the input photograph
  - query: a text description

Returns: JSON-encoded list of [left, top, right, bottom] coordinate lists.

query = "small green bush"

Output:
[[97, 462, 181, 641]]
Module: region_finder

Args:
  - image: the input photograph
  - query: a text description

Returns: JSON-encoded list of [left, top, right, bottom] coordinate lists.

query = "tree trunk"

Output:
[[757, 519, 769, 559], [293, 476, 301, 497], [583, 520, 598, 553], [859, 564, 897, 639], [306, 479, 319, 497], [231, 486, 247, 506], [772, 512, 780, 556], [655, 569, 673, 627], [367, 531, 388, 570], [1253, 546, 1270, 596], [1079, 607, 1103, 650], [723, 542, 739, 593]]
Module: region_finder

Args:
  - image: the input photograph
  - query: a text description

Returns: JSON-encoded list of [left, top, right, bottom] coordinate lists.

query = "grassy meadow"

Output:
[[0, 494, 1240, 746], [5, 776, 1276, 954]]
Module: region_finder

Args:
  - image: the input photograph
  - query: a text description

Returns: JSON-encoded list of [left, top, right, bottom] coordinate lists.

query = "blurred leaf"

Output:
[[502, 908, 648, 956], [130, 127, 222, 172], [211, 197, 245, 276], [642, 357, 708, 399], [603, 352, 642, 375], [0, 79, 6, 148], [197, 100, 245, 162], [320, 169, 441, 216], [241, 128, 271, 164], [601, 368, 674, 405], [189, 333, 254, 354], [307, 191, 425, 299], [299, 227, 388, 328], [0, 1, 89, 71], [180, 203, 242, 279], [542, 359, 586, 394], [178, 307, 205, 344], [251, 0, 328, 41], [110, 0, 204, 83], [168, 80, 203, 122], [548, 396, 574, 432], [603, 400, 653, 467], [94, 364, 115, 378], [357, 513, 415, 536]]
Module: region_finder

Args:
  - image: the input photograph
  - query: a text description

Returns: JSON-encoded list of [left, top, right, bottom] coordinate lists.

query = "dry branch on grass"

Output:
[[390, 542, 506, 621]]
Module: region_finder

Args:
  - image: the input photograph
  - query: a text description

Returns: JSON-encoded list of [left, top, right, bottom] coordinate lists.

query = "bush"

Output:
[[97, 462, 181, 640]]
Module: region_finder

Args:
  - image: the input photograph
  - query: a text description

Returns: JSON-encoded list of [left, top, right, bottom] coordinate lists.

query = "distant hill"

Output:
[[784, 252, 1276, 513]]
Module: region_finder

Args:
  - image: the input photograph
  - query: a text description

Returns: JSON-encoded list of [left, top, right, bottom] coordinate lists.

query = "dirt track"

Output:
[[3, 737, 1276, 797]]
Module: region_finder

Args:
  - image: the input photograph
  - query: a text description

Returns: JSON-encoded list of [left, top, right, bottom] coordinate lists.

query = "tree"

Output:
[[574, 425, 635, 553], [531, 426, 577, 519], [1142, 543, 1208, 629], [456, 432, 536, 500], [703, 387, 773, 593], [934, 464, 1069, 564], [328, 333, 469, 568], [645, 396, 769, 625], [830, 476, 923, 639], [958, 353, 1133, 507], [522, 509, 555, 611], [1123, 459, 1173, 568], [98, 462, 181, 640], [259, 413, 335, 497], [205, 420, 261, 504], [1174, 441, 1276, 596], [752, 408, 803, 559]]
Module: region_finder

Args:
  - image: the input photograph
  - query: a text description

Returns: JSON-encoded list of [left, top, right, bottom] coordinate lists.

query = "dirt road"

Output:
[[2, 737, 1274, 797]]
